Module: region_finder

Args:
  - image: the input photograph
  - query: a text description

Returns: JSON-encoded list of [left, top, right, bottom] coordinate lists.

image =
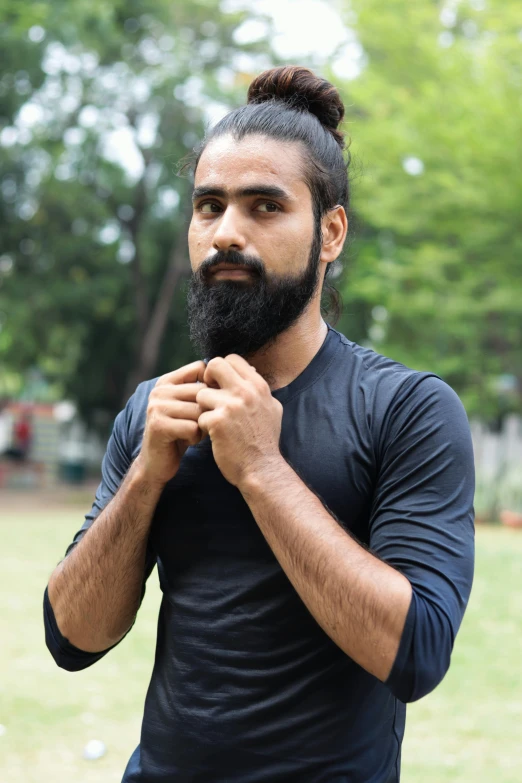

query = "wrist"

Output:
[[127, 456, 167, 501], [238, 454, 290, 499]]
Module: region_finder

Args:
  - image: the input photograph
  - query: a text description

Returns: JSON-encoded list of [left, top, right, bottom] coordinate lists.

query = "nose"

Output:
[[212, 205, 247, 253]]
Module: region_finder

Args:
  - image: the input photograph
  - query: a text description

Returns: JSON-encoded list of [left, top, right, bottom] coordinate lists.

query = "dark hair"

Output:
[[194, 66, 350, 323]]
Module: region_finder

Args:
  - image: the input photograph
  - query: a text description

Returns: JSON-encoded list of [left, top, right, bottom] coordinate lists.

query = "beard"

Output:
[[187, 223, 322, 360]]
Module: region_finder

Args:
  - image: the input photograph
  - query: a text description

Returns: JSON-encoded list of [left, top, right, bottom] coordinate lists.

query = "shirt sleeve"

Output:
[[369, 374, 475, 704], [44, 387, 157, 672]]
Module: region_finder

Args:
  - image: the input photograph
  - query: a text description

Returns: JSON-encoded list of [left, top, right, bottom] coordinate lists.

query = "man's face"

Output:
[[187, 134, 323, 359]]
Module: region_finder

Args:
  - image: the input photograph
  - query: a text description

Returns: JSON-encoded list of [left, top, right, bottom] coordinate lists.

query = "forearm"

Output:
[[240, 458, 412, 681], [47, 458, 164, 653]]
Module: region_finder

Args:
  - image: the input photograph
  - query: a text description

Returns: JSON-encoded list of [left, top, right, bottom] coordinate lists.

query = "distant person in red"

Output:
[[6, 409, 33, 461]]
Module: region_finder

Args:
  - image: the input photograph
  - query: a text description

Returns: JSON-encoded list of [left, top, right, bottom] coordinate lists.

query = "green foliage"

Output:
[[1, 0, 521, 427], [335, 0, 522, 420], [0, 0, 275, 427]]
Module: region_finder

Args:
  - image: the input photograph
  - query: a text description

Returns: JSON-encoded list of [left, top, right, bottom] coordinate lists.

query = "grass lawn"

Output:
[[1, 508, 521, 782]]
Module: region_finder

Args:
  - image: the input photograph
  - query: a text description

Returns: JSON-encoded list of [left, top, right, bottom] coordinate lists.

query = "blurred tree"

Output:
[[2, 0, 521, 427], [0, 0, 275, 426], [335, 0, 522, 421]]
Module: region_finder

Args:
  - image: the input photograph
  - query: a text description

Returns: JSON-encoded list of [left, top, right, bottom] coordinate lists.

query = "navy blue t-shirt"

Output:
[[44, 326, 475, 782]]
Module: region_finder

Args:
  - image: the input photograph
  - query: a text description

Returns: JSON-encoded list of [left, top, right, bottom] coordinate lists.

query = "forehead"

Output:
[[194, 134, 309, 197]]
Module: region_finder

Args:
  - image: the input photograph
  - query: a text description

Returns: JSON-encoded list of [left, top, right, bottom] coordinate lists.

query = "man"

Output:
[[44, 66, 475, 782]]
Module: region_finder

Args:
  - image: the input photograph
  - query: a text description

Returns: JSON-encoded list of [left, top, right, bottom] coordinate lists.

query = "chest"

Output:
[[148, 393, 377, 574]]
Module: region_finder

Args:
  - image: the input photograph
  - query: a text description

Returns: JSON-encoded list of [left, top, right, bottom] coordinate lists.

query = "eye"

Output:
[[197, 201, 222, 214], [256, 202, 281, 213]]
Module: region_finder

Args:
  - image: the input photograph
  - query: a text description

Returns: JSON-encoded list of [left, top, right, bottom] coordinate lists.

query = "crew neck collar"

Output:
[[271, 325, 341, 405]]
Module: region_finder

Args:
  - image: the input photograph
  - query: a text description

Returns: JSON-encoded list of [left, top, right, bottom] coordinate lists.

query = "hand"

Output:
[[135, 360, 207, 487], [196, 355, 284, 489]]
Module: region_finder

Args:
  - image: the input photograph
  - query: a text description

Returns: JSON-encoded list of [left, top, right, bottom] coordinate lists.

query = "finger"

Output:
[[156, 361, 207, 387], [224, 354, 261, 382], [196, 387, 231, 412], [150, 399, 202, 422], [203, 356, 242, 390], [179, 424, 205, 448], [151, 417, 203, 445], [153, 383, 207, 402], [197, 409, 219, 436], [178, 427, 206, 448]]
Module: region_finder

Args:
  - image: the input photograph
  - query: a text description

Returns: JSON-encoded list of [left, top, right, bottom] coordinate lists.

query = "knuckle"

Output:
[[228, 397, 242, 413], [240, 385, 254, 404], [146, 417, 159, 436], [213, 410, 225, 426]]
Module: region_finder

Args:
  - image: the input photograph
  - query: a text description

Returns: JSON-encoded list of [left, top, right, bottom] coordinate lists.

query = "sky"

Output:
[[233, 0, 363, 79]]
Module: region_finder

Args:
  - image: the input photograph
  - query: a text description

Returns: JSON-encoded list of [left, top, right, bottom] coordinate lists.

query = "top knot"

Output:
[[247, 66, 345, 148]]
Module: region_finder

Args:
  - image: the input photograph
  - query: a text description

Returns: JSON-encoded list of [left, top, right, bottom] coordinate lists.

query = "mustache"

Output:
[[197, 250, 265, 281]]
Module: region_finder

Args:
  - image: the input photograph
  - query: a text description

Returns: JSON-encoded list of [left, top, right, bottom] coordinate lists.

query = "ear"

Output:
[[320, 206, 348, 265]]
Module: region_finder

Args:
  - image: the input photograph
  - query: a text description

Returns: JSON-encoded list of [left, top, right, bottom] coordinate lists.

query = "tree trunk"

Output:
[[128, 168, 151, 338], [123, 233, 190, 404]]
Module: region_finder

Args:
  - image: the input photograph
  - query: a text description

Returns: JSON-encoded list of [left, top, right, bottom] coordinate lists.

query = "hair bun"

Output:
[[247, 66, 345, 146]]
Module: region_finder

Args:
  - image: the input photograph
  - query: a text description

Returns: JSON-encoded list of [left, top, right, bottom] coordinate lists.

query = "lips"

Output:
[[210, 264, 253, 275]]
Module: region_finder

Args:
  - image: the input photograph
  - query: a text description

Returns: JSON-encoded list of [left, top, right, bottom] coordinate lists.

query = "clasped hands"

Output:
[[195, 355, 284, 489]]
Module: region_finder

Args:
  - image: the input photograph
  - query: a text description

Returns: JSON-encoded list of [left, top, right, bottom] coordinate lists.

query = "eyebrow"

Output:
[[192, 185, 292, 202]]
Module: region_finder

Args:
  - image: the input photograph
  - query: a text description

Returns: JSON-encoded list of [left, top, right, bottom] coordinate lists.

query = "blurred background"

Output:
[[1, 0, 521, 781]]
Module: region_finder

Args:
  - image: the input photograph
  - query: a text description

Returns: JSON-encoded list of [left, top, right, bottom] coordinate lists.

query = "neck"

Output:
[[247, 306, 329, 391]]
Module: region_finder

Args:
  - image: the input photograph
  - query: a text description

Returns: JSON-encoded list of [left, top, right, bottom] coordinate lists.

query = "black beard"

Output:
[[187, 224, 322, 360]]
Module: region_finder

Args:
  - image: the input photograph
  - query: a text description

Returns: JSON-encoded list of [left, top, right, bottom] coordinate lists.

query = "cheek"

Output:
[[188, 220, 206, 267], [267, 222, 313, 272]]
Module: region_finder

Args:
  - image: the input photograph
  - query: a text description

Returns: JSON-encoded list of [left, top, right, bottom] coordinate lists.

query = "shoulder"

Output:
[[115, 377, 160, 458], [330, 328, 469, 439], [125, 377, 159, 422], [331, 327, 438, 402]]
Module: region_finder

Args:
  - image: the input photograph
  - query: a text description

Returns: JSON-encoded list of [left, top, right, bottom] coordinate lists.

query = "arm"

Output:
[[241, 461, 412, 682], [44, 387, 159, 670], [197, 358, 475, 703], [242, 375, 475, 701], [45, 361, 207, 665], [367, 375, 475, 702], [47, 460, 164, 653]]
